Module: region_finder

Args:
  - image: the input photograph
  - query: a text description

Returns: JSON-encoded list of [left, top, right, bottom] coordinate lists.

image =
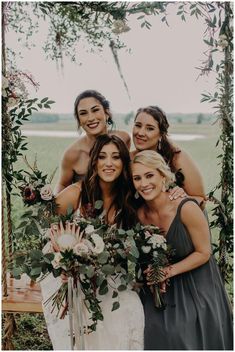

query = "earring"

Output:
[[158, 138, 162, 151], [134, 191, 140, 199], [106, 116, 113, 125], [162, 180, 166, 192]]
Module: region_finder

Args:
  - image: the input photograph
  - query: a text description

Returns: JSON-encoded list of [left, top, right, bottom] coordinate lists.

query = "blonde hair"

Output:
[[132, 150, 175, 189]]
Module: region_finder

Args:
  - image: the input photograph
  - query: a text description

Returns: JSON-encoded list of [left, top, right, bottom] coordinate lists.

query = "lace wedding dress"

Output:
[[41, 274, 144, 350]]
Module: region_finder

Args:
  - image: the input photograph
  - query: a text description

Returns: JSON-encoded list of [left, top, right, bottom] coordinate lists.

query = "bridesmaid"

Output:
[[131, 150, 233, 350], [131, 105, 206, 202], [54, 90, 130, 194]]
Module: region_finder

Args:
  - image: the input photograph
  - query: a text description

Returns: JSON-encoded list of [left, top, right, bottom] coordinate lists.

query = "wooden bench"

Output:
[[2, 274, 43, 313]]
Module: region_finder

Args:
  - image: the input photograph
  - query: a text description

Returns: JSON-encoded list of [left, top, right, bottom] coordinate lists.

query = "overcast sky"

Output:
[[6, 3, 220, 114]]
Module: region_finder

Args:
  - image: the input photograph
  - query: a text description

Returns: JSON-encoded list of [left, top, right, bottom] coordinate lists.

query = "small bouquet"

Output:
[[134, 223, 174, 309], [14, 156, 58, 243]]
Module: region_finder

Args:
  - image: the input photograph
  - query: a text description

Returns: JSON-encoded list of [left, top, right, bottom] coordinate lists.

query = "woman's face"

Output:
[[97, 143, 123, 183], [132, 162, 164, 201], [132, 112, 161, 151], [77, 97, 107, 136]]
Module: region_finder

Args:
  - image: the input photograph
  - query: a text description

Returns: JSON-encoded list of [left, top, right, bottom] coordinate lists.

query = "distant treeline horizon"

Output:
[[27, 111, 216, 125]]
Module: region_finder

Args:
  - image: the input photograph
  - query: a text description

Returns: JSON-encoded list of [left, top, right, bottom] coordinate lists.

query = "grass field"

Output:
[[3, 120, 227, 350]]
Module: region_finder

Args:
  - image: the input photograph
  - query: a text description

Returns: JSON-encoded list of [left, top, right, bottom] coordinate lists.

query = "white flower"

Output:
[[42, 241, 54, 254], [57, 233, 77, 250], [73, 242, 90, 257], [51, 252, 63, 269], [217, 34, 229, 49], [112, 19, 130, 34], [141, 245, 151, 254], [85, 225, 95, 235], [91, 233, 105, 254], [82, 239, 94, 252], [144, 230, 152, 239], [40, 184, 53, 201], [148, 234, 166, 249]]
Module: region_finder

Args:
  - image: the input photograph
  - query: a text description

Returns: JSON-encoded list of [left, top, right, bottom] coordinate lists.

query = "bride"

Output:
[[41, 134, 144, 350]]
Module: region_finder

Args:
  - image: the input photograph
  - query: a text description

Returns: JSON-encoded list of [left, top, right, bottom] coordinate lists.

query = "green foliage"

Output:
[[3, 313, 53, 350]]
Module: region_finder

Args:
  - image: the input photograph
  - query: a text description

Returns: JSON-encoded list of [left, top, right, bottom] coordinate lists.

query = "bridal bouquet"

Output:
[[13, 201, 140, 335], [134, 223, 174, 309]]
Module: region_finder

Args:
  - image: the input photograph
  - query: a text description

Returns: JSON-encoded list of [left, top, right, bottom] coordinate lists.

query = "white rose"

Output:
[[85, 225, 95, 235], [82, 239, 94, 252], [40, 184, 53, 201], [73, 242, 90, 257], [91, 233, 105, 254], [57, 233, 77, 250], [51, 252, 63, 269]]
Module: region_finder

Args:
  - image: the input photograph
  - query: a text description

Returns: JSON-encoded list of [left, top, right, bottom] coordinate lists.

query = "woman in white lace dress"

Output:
[[41, 134, 144, 350]]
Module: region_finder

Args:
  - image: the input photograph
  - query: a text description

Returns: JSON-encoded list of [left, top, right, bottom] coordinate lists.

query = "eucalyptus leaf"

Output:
[[95, 200, 103, 210], [101, 264, 115, 275], [111, 301, 120, 311], [97, 251, 109, 264]]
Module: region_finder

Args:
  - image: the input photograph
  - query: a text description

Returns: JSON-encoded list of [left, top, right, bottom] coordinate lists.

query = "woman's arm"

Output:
[[159, 201, 211, 281], [173, 149, 206, 200], [54, 153, 75, 195], [55, 182, 81, 215]]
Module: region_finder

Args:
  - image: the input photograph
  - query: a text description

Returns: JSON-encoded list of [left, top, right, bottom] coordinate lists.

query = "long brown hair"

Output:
[[135, 106, 180, 172], [80, 134, 137, 229]]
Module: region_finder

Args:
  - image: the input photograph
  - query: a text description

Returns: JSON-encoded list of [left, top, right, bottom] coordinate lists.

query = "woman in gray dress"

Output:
[[131, 150, 233, 350]]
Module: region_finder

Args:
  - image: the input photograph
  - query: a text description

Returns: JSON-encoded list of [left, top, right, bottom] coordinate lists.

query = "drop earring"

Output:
[[134, 191, 140, 199], [158, 138, 162, 151]]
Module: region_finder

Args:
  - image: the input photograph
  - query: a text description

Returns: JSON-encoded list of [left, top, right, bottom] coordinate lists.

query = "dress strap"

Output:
[[176, 197, 200, 217]]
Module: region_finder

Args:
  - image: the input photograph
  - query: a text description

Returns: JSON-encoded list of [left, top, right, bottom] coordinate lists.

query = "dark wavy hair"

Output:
[[80, 134, 137, 229], [74, 90, 113, 128], [135, 106, 181, 172]]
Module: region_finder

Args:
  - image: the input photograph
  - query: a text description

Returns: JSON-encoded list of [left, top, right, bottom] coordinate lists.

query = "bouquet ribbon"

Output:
[[68, 277, 86, 350]]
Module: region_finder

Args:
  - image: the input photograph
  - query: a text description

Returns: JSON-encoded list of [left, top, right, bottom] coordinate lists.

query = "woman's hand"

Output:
[[144, 265, 172, 286], [169, 186, 187, 200]]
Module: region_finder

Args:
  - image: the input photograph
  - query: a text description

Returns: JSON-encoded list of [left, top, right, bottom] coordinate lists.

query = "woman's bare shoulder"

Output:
[[62, 136, 86, 162]]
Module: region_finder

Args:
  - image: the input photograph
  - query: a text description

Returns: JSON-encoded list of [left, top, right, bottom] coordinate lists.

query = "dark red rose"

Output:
[[23, 185, 37, 202]]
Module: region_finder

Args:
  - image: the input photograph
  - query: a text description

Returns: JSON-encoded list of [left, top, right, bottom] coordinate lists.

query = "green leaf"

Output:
[[98, 279, 108, 295], [96, 274, 105, 287], [30, 266, 42, 276], [41, 97, 48, 103], [117, 284, 126, 292], [111, 301, 120, 311], [29, 249, 43, 261], [95, 200, 103, 210], [129, 246, 139, 258], [44, 253, 54, 264], [101, 264, 115, 275], [13, 267, 22, 279], [86, 266, 95, 278], [97, 251, 109, 264], [112, 290, 118, 298]]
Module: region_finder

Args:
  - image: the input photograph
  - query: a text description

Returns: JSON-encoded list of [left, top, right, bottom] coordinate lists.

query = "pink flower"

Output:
[[40, 184, 53, 201]]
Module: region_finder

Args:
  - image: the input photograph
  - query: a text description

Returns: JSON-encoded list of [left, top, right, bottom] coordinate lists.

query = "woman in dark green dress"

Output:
[[131, 150, 233, 350]]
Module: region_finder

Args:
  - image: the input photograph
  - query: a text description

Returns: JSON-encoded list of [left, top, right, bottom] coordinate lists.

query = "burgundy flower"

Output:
[[23, 185, 37, 202]]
